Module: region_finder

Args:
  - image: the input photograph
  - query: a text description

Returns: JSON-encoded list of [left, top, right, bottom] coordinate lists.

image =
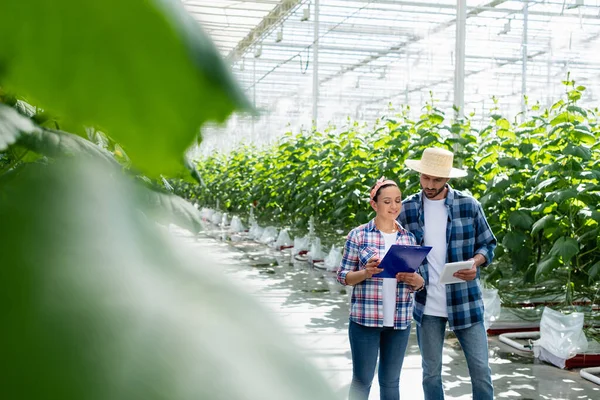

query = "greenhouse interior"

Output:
[[1, 1, 600, 399]]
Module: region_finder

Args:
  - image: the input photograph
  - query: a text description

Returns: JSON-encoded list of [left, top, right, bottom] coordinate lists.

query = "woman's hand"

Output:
[[363, 256, 383, 278], [396, 272, 424, 290]]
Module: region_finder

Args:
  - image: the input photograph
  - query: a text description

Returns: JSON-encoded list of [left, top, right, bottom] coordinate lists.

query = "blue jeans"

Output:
[[348, 320, 411, 400], [416, 315, 493, 400]]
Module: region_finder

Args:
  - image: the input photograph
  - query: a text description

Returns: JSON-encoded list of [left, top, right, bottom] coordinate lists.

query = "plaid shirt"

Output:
[[398, 185, 497, 330], [337, 219, 417, 329]]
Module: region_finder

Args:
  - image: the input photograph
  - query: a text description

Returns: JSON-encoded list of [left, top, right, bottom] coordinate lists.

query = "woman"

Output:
[[337, 177, 425, 400]]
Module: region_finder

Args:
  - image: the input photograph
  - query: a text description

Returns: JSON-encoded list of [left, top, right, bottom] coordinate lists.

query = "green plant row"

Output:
[[175, 82, 600, 310]]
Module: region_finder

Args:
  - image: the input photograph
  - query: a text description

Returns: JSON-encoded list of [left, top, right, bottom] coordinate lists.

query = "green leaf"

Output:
[[502, 231, 527, 251], [17, 128, 120, 167], [564, 144, 591, 160], [0, 0, 250, 176], [508, 210, 534, 230], [549, 237, 579, 263], [429, 114, 444, 124], [533, 177, 557, 192], [589, 261, 600, 281], [0, 158, 337, 400], [566, 105, 587, 117], [546, 188, 578, 204], [567, 89, 582, 102], [531, 215, 556, 235], [536, 256, 560, 279], [0, 104, 38, 151], [549, 122, 573, 135], [519, 143, 534, 154], [572, 129, 596, 145], [498, 157, 521, 168], [497, 118, 511, 130], [550, 112, 570, 126], [140, 189, 203, 233]]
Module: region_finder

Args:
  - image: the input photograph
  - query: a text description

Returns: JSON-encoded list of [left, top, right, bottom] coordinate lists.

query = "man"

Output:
[[397, 147, 496, 400]]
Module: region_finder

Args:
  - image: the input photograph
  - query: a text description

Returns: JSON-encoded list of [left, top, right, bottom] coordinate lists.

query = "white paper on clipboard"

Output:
[[438, 261, 473, 284]]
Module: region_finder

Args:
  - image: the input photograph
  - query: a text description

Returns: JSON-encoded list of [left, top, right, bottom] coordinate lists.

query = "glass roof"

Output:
[[186, 0, 600, 153]]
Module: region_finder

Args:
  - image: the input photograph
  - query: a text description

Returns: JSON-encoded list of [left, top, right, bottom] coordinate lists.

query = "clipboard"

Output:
[[373, 245, 432, 279], [438, 261, 473, 284]]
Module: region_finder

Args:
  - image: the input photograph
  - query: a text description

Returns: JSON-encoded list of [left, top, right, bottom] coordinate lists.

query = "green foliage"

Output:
[[0, 1, 340, 399], [0, 159, 337, 400], [182, 81, 600, 307], [0, 0, 250, 176]]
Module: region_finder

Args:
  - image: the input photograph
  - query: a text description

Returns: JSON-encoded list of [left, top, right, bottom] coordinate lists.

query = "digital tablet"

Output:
[[438, 260, 473, 284]]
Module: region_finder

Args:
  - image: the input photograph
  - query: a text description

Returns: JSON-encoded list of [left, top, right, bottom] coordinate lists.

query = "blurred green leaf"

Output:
[[140, 189, 203, 233], [17, 128, 120, 166], [0, 0, 250, 176], [0, 104, 38, 150], [0, 158, 338, 400]]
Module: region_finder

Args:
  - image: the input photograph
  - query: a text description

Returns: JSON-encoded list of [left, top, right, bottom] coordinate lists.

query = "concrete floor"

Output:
[[188, 229, 600, 399]]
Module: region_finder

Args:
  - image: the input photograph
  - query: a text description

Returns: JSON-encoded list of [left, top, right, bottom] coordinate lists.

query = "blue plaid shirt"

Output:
[[398, 185, 497, 330]]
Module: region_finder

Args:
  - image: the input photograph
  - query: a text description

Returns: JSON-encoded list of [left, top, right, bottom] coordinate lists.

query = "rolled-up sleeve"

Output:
[[337, 229, 360, 286], [474, 202, 497, 266]]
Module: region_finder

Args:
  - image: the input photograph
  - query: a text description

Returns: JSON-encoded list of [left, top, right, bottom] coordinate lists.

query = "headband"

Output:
[[369, 176, 398, 201]]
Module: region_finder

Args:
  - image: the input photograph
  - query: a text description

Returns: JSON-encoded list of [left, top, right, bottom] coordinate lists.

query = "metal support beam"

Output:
[[312, 0, 320, 126], [454, 0, 466, 119], [319, 0, 508, 86], [227, 0, 303, 62], [522, 1, 529, 118]]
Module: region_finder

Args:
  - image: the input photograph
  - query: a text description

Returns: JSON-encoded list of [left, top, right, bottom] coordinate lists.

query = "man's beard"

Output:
[[423, 186, 445, 199]]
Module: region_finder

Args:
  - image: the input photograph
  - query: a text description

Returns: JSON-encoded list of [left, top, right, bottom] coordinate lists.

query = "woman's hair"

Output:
[[370, 182, 397, 202]]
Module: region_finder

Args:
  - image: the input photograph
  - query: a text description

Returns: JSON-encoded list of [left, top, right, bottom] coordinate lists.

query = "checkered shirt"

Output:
[[337, 218, 417, 329], [398, 185, 497, 330]]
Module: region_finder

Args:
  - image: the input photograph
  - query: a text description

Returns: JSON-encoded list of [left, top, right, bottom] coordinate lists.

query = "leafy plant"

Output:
[[0, 1, 339, 399], [184, 81, 599, 313]]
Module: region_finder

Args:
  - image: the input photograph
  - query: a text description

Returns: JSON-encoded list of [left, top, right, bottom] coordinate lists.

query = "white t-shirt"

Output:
[[423, 196, 448, 318], [381, 232, 398, 327]]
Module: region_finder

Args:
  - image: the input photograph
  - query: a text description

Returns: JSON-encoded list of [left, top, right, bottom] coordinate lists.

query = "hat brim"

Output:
[[405, 159, 468, 178]]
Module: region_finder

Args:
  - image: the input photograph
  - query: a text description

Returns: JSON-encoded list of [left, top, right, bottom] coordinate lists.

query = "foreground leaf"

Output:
[[17, 128, 120, 167], [139, 188, 203, 233], [0, 104, 38, 151], [0, 158, 338, 400], [0, 0, 251, 176]]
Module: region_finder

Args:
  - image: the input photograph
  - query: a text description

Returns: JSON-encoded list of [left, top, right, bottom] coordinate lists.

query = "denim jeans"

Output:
[[348, 320, 411, 400], [416, 315, 493, 400]]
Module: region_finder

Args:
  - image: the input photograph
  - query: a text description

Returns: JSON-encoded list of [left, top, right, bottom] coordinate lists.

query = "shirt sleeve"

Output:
[[474, 201, 497, 266], [337, 229, 360, 286]]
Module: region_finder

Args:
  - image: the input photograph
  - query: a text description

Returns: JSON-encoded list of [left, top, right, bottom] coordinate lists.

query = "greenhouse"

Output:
[[1, 1, 599, 399]]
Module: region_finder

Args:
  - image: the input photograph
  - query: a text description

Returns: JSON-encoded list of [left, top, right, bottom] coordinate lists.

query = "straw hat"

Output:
[[405, 147, 468, 178]]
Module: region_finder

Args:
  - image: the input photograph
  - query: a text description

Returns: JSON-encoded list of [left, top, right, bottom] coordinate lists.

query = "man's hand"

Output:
[[453, 261, 477, 281], [453, 254, 485, 281]]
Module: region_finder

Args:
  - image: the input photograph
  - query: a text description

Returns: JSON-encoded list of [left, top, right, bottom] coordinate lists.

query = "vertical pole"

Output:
[[546, 38, 552, 108], [522, 1, 529, 118], [454, 0, 466, 120], [252, 57, 256, 141], [312, 0, 320, 128]]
